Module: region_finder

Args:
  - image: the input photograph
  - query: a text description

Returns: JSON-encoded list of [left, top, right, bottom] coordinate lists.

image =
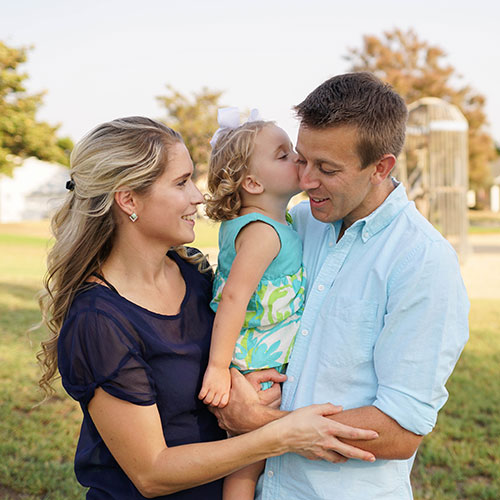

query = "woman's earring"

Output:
[[129, 212, 138, 222]]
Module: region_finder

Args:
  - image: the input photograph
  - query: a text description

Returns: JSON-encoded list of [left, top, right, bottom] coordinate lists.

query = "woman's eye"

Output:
[[278, 153, 289, 160]]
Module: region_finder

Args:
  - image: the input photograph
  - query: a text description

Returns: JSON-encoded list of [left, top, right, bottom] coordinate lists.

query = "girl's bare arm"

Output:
[[199, 222, 281, 406]]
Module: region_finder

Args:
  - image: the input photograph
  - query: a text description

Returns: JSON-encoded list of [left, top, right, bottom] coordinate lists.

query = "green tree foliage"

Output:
[[344, 28, 495, 189], [0, 41, 72, 175], [157, 85, 223, 179]]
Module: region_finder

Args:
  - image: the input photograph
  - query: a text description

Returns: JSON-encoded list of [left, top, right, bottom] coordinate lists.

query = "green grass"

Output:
[[468, 225, 500, 234], [468, 210, 500, 233], [0, 221, 499, 499]]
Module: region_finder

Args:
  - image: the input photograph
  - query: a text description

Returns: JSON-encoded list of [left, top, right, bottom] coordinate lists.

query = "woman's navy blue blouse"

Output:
[[58, 250, 225, 499]]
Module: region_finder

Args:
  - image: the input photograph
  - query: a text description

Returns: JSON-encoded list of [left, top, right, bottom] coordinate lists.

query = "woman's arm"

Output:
[[212, 370, 421, 461], [89, 386, 379, 498], [199, 221, 281, 407]]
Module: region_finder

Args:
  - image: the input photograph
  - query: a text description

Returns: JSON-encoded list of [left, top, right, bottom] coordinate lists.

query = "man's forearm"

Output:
[[328, 405, 423, 459]]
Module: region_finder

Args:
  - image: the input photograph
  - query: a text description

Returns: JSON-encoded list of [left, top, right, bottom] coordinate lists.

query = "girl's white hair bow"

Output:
[[210, 107, 262, 148]]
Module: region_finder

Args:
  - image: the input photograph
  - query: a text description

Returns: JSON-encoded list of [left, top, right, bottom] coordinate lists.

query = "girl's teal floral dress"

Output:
[[211, 212, 305, 375]]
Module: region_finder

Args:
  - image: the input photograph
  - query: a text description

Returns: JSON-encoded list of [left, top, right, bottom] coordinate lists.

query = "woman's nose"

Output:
[[192, 183, 204, 205]]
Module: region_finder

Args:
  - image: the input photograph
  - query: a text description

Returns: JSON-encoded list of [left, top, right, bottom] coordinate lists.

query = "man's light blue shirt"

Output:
[[257, 183, 469, 500]]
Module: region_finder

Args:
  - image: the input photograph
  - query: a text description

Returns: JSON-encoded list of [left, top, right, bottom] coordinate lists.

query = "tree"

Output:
[[0, 41, 72, 175], [157, 85, 223, 180], [344, 28, 495, 189]]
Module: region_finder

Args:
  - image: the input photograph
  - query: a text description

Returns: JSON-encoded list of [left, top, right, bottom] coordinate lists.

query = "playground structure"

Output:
[[396, 97, 470, 259]]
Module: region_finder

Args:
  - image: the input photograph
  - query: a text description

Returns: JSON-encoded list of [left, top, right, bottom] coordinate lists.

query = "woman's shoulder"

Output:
[[62, 285, 129, 340], [61, 284, 148, 353], [69, 283, 111, 315], [58, 285, 155, 406]]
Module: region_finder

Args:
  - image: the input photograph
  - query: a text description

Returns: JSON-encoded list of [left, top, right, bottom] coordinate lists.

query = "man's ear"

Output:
[[241, 174, 264, 195], [371, 154, 396, 185], [114, 189, 138, 218]]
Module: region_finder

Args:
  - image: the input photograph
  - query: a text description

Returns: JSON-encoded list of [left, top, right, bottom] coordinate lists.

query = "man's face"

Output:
[[296, 125, 377, 227]]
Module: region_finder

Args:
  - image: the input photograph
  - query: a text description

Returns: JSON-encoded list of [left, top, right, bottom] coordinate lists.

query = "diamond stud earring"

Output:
[[129, 212, 138, 222]]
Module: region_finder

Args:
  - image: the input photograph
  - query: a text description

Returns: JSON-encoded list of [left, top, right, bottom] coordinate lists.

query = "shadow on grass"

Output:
[[0, 281, 41, 301], [0, 282, 45, 342]]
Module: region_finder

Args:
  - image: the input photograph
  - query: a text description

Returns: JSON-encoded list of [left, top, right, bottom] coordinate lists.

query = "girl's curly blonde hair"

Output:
[[205, 120, 272, 221]]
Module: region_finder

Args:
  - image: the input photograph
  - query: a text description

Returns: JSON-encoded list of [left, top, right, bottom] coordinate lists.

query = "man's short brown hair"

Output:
[[294, 72, 408, 168]]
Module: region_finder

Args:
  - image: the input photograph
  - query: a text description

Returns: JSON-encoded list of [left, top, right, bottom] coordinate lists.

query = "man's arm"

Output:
[[212, 369, 383, 463], [327, 406, 422, 460], [214, 375, 421, 459], [211, 368, 288, 435], [214, 369, 421, 460], [334, 241, 468, 460]]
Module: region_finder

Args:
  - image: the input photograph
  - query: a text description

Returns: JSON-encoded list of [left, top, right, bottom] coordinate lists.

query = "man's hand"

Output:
[[210, 368, 284, 435], [244, 369, 287, 408]]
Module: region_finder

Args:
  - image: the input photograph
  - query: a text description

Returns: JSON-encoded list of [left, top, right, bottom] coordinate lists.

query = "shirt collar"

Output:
[[337, 180, 410, 243]]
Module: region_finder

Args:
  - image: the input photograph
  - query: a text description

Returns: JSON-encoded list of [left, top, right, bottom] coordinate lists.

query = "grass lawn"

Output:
[[1, 220, 499, 499]]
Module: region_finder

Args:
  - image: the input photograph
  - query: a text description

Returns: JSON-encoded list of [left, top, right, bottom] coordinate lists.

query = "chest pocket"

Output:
[[318, 296, 379, 367]]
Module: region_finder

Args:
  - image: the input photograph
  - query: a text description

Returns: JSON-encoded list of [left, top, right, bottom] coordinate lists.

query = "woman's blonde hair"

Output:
[[205, 120, 271, 221], [37, 116, 204, 397]]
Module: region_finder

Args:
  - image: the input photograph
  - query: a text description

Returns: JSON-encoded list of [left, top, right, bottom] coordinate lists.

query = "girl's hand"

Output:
[[274, 404, 379, 463], [198, 365, 231, 408]]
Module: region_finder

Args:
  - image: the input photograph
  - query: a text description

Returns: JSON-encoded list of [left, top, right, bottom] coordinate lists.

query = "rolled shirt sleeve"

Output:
[[373, 239, 469, 435]]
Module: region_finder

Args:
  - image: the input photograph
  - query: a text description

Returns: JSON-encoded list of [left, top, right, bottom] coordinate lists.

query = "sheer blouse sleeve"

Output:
[[58, 309, 156, 407]]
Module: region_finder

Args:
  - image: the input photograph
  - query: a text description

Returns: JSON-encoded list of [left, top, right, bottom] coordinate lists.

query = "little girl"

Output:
[[198, 107, 306, 499]]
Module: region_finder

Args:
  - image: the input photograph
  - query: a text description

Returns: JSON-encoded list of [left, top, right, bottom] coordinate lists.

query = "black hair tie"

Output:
[[66, 179, 75, 191]]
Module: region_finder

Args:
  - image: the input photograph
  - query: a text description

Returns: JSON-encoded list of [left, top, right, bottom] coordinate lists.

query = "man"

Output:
[[216, 72, 469, 499]]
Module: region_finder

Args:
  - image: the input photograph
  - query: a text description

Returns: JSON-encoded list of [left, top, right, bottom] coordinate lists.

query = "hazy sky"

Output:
[[1, 0, 499, 147]]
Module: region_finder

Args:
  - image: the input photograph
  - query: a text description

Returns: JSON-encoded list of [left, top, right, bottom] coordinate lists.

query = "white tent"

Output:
[[0, 157, 69, 223]]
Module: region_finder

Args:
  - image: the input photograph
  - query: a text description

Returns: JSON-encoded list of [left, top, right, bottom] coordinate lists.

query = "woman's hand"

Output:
[[198, 365, 231, 408], [275, 404, 379, 463]]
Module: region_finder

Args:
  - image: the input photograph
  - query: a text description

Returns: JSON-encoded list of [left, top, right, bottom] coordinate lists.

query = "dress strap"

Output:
[[91, 272, 120, 295]]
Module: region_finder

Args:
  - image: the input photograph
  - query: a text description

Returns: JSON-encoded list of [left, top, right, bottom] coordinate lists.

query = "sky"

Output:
[[1, 0, 499, 148]]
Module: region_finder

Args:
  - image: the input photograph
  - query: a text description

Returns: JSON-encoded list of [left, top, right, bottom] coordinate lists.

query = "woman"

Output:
[[38, 117, 377, 499]]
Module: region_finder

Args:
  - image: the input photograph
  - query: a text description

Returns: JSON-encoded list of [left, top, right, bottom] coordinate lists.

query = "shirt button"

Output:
[[267, 470, 274, 478], [329, 241, 334, 247], [318, 284, 324, 291], [288, 375, 295, 382], [301, 329, 309, 336]]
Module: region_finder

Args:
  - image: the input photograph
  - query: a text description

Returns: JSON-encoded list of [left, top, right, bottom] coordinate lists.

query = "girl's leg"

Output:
[[223, 460, 265, 500]]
